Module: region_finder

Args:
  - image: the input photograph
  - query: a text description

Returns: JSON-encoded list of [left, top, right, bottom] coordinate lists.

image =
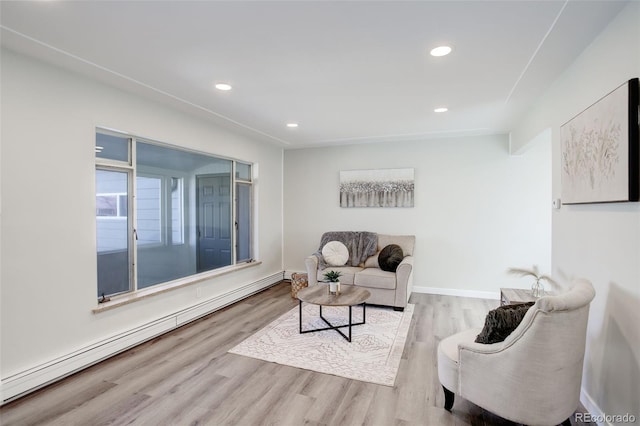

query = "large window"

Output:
[[95, 130, 254, 299]]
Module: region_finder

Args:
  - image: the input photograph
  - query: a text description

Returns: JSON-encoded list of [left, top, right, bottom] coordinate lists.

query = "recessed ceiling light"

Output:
[[286, 123, 299, 128], [434, 107, 448, 113], [215, 83, 232, 91], [430, 46, 452, 57]]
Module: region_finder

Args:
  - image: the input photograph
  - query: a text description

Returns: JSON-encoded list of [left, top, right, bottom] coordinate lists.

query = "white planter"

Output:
[[329, 281, 340, 294]]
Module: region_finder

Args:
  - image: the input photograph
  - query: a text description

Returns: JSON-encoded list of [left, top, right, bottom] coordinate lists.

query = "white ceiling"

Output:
[[0, 1, 629, 148]]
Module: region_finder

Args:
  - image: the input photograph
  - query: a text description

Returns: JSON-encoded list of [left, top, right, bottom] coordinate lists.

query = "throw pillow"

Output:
[[475, 302, 535, 344], [378, 244, 404, 272], [322, 241, 349, 266]]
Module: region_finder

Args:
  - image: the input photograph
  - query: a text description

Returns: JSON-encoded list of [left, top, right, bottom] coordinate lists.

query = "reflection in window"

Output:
[[96, 169, 131, 297], [171, 177, 184, 245], [96, 194, 127, 217], [136, 176, 162, 246]]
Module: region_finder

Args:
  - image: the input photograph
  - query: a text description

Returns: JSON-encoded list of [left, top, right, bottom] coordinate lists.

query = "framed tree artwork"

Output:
[[340, 168, 414, 208], [561, 78, 639, 204]]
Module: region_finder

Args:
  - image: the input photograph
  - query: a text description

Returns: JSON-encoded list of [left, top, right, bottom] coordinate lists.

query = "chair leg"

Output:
[[442, 386, 455, 411], [561, 418, 571, 426]]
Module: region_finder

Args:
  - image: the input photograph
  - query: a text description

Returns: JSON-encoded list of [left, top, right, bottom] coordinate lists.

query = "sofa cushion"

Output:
[[364, 252, 379, 268], [322, 241, 349, 266], [354, 268, 397, 290], [437, 328, 483, 393], [378, 244, 404, 272], [317, 266, 363, 285]]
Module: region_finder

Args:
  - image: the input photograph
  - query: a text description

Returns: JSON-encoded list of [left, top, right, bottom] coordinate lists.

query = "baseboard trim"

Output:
[[283, 270, 305, 280], [412, 285, 500, 300], [1, 272, 283, 404], [580, 387, 611, 426]]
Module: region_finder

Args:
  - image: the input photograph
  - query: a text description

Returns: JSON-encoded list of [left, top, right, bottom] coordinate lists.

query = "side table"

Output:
[[500, 288, 554, 306]]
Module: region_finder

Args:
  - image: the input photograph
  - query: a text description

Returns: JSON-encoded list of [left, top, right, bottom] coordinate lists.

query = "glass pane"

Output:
[[236, 183, 251, 262], [96, 169, 130, 297], [236, 162, 251, 181], [96, 133, 129, 162], [196, 174, 232, 272], [136, 141, 233, 287]]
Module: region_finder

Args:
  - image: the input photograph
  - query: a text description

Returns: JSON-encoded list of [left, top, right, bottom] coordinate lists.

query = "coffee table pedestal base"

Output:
[[299, 301, 366, 342]]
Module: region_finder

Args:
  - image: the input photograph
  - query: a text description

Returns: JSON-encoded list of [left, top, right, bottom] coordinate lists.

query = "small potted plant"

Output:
[[323, 270, 342, 295], [507, 265, 558, 298]]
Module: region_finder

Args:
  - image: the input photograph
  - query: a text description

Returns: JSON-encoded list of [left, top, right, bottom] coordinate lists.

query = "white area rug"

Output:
[[228, 303, 414, 386]]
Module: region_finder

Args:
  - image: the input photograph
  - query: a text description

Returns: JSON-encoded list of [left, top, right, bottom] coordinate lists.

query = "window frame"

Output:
[[95, 164, 135, 297], [95, 128, 255, 301], [234, 161, 254, 264]]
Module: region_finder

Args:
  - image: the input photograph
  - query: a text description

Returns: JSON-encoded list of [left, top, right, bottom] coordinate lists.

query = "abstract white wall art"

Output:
[[561, 78, 639, 204], [340, 168, 414, 208]]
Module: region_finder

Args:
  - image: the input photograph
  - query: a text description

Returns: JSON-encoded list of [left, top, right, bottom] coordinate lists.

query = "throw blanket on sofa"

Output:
[[313, 231, 378, 269]]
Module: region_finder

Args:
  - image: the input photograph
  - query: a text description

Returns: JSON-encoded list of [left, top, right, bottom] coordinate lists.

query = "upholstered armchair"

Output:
[[437, 278, 596, 426]]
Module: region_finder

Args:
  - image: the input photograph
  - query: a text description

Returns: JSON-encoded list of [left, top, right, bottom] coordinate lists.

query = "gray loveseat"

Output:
[[304, 232, 415, 311]]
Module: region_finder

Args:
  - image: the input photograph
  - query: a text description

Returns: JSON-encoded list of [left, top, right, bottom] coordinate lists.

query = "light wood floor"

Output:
[[1, 282, 594, 426]]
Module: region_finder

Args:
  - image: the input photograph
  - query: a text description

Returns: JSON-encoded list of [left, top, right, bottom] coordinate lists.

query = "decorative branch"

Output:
[[507, 265, 559, 291]]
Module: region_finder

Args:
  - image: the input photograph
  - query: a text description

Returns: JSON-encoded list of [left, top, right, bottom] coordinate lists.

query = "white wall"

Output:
[[0, 49, 283, 381], [511, 2, 640, 420], [283, 134, 551, 295]]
